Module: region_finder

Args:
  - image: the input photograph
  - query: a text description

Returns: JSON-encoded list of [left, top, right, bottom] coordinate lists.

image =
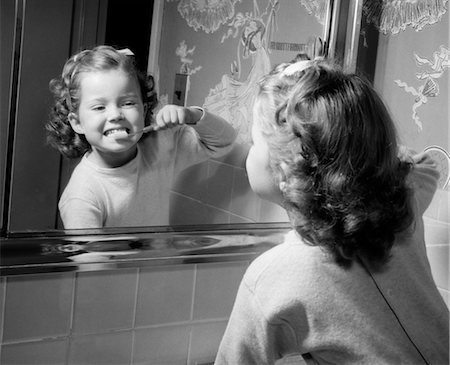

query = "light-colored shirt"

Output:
[[59, 112, 236, 229], [215, 153, 449, 365]]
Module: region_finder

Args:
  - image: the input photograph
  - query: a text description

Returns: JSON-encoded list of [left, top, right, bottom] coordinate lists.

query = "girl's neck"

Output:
[[86, 146, 138, 168]]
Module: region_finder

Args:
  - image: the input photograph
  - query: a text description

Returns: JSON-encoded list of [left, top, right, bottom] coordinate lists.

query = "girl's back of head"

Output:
[[255, 57, 413, 267], [46, 45, 157, 158]]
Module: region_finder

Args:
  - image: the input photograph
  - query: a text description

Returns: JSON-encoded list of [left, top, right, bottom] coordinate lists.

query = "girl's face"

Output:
[[69, 69, 145, 167], [246, 103, 284, 206]]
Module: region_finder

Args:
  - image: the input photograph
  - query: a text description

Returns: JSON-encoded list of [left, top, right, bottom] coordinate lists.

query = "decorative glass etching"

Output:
[[395, 46, 449, 131], [203, 0, 279, 144], [175, 0, 241, 33], [176, 40, 202, 75], [363, 0, 448, 34], [299, 0, 328, 25]]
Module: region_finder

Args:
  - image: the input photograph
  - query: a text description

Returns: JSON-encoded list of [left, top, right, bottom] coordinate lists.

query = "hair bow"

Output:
[[118, 48, 134, 56], [282, 60, 313, 76]]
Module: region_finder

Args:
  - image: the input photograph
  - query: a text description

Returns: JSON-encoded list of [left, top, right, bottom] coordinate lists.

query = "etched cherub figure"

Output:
[[395, 46, 449, 131], [175, 40, 202, 75]]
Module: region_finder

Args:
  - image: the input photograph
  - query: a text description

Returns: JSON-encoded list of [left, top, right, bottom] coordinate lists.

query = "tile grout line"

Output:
[[130, 267, 141, 365], [65, 272, 78, 364], [186, 265, 198, 364]]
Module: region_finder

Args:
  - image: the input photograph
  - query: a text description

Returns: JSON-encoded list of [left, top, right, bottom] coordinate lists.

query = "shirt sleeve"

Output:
[[215, 279, 299, 365], [59, 198, 104, 229], [173, 110, 237, 174]]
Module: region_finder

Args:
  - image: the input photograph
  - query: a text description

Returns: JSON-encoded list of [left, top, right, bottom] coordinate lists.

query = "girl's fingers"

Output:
[[176, 107, 188, 125], [155, 106, 187, 129], [155, 108, 172, 129], [169, 107, 180, 125]]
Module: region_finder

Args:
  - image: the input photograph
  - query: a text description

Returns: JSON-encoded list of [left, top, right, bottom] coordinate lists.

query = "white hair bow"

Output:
[[282, 60, 313, 76], [118, 48, 134, 56], [281, 56, 325, 77]]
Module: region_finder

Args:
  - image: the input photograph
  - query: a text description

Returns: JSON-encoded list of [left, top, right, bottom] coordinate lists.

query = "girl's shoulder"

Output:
[[66, 156, 96, 183], [60, 156, 110, 203], [241, 231, 346, 318], [408, 151, 440, 182], [244, 231, 331, 288], [407, 151, 440, 214]]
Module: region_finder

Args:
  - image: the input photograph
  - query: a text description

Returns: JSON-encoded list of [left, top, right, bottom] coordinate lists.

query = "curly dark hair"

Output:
[[45, 45, 158, 158], [255, 57, 413, 267]]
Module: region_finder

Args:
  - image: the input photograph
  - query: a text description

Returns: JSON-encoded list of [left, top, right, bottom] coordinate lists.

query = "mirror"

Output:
[[1, 0, 336, 235]]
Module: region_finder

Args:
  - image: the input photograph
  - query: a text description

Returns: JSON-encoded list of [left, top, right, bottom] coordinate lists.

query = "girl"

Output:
[[46, 46, 236, 229], [215, 58, 448, 364]]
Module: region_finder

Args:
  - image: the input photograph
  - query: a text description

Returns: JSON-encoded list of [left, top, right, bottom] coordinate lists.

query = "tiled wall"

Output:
[[0, 261, 248, 365], [423, 188, 450, 306], [170, 151, 288, 226]]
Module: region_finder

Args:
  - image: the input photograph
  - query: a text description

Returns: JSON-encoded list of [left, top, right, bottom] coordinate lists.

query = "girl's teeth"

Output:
[[106, 128, 128, 137]]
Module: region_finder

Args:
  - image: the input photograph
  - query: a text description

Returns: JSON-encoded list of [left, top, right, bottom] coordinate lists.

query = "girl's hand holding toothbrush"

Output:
[[132, 105, 205, 136], [153, 104, 204, 130]]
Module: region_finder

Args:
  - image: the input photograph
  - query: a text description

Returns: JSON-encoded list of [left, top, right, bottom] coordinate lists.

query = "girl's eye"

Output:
[[92, 105, 105, 111], [123, 101, 136, 107]]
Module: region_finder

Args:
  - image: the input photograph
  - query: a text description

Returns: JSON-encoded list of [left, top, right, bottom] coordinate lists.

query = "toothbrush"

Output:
[[127, 109, 202, 137], [128, 118, 198, 136], [128, 125, 155, 136]]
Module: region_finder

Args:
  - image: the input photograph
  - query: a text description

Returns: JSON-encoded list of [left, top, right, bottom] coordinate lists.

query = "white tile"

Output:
[[426, 245, 449, 290]]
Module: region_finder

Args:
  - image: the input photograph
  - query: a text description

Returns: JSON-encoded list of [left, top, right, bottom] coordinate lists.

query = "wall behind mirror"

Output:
[[1, 0, 333, 235]]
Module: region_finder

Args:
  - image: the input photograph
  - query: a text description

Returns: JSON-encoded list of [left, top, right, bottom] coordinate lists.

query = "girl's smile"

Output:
[[104, 127, 130, 137]]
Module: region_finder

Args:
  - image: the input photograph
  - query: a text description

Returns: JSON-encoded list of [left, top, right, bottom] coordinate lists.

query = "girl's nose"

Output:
[[107, 106, 123, 122]]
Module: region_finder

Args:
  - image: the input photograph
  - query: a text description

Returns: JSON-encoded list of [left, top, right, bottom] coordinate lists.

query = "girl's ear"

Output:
[[68, 113, 84, 134], [278, 162, 288, 193]]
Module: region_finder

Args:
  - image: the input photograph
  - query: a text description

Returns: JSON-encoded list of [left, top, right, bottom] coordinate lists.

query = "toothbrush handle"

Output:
[[143, 119, 196, 133], [142, 125, 155, 133]]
